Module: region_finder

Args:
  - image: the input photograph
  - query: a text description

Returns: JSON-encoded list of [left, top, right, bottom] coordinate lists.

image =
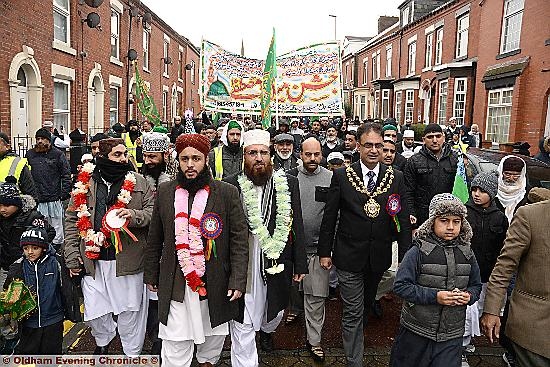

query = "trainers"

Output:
[[461, 353, 470, 367], [464, 344, 475, 354], [503, 352, 517, 367]]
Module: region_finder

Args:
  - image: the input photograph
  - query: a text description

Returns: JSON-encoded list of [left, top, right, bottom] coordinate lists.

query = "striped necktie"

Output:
[[366, 171, 376, 192]]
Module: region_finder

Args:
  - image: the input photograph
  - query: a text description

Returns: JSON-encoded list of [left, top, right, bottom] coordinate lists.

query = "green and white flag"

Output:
[[260, 28, 277, 129], [134, 62, 162, 128], [452, 154, 469, 203]]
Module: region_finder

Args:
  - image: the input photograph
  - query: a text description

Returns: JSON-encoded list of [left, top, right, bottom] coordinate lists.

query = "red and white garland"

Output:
[[72, 162, 137, 260], [174, 185, 210, 296]]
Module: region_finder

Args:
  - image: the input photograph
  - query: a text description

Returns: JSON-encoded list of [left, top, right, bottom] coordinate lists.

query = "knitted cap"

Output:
[[20, 226, 49, 250], [424, 124, 443, 136], [175, 133, 211, 157], [403, 130, 415, 138], [382, 124, 397, 132], [243, 130, 270, 148], [142, 132, 170, 153], [471, 171, 499, 200], [429, 193, 467, 219], [0, 176, 22, 207], [35, 128, 51, 140]]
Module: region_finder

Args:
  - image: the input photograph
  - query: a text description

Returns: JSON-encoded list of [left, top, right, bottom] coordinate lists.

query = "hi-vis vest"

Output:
[[122, 133, 142, 168], [214, 146, 224, 180], [0, 156, 28, 183]]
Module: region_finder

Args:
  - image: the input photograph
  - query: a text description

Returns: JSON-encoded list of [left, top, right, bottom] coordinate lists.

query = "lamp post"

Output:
[[329, 14, 337, 40]]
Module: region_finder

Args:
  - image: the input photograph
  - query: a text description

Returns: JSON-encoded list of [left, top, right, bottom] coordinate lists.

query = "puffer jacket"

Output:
[[466, 200, 509, 282], [404, 144, 458, 224], [533, 136, 550, 165], [0, 195, 56, 270], [5, 246, 64, 328], [25, 147, 71, 203]]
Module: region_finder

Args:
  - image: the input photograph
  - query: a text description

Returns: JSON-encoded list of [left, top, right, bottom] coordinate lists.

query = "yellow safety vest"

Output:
[[122, 133, 142, 168], [0, 156, 28, 184], [214, 146, 224, 180]]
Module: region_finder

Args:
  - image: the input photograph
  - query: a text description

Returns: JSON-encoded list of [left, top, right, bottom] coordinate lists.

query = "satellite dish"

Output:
[[128, 49, 138, 61], [85, 12, 101, 29], [84, 0, 104, 8]]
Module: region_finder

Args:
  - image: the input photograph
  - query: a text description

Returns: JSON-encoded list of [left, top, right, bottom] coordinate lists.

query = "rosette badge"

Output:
[[200, 213, 223, 260]]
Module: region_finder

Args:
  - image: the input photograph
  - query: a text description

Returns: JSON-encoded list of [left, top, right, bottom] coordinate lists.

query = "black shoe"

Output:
[[259, 330, 274, 352], [151, 340, 162, 356], [328, 286, 338, 301], [94, 344, 110, 355], [372, 300, 383, 319]]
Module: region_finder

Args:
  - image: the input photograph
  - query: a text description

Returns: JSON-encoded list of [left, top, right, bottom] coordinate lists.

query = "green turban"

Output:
[[227, 120, 242, 131], [382, 124, 398, 132]]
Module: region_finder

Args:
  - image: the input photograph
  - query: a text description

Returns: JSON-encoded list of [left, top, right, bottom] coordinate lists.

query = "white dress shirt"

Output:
[[360, 161, 380, 187]]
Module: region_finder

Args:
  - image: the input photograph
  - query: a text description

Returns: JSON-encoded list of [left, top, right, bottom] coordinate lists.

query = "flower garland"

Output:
[[72, 162, 137, 260], [174, 186, 210, 296], [238, 170, 292, 274]]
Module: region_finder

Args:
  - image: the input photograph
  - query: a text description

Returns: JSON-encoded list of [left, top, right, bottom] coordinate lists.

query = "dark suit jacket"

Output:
[[224, 172, 308, 322], [318, 162, 412, 273], [144, 179, 249, 327]]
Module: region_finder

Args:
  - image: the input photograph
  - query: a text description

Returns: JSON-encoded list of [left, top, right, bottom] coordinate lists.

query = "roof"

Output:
[[345, 36, 372, 41], [481, 57, 530, 82]]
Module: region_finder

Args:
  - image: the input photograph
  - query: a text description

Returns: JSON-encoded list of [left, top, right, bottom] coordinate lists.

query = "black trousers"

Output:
[[16, 321, 63, 355], [146, 300, 162, 354], [390, 327, 462, 367]]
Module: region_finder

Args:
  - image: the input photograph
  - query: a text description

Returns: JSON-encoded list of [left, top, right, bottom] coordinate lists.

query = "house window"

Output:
[[438, 80, 448, 125], [190, 60, 196, 84], [385, 46, 392, 77], [425, 33, 433, 68], [486, 88, 513, 143], [395, 91, 402, 124], [374, 90, 380, 119], [501, 0, 524, 53], [360, 95, 366, 121], [405, 90, 414, 123], [435, 28, 443, 65], [109, 86, 119, 126], [408, 42, 417, 75], [143, 29, 150, 70], [372, 52, 378, 80], [163, 41, 170, 76], [453, 78, 467, 125], [53, 80, 70, 132], [382, 90, 390, 119], [345, 64, 349, 86], [53, 0, 70, 44], [350, 60, 355, 85], [363, 59, 368, 85], [162, 90, 168, 121], [110, 9, 120, 59], [456, 13, 469, 58], [178, 49, 184, 80], [402, 7, 410, 26]]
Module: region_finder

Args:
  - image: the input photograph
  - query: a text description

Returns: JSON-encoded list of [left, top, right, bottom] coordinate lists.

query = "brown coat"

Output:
[[64, 173, 154, 278], [143, 179, 249, 327], [484, 199, 550, 358]]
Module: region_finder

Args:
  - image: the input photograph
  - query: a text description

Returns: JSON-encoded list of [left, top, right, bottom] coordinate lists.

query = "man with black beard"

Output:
[[26, 128, 71, 250], [272, 133, 299, 171], [64, 138, 154, 356], [209, 120, 243, 180], [144, 134, 249, 367], [122, 120, 143, 170], [224, 129, 307, 367]]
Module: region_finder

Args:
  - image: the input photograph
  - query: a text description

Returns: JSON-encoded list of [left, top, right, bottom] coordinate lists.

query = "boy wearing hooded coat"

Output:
[[390, 193, 482, 367]]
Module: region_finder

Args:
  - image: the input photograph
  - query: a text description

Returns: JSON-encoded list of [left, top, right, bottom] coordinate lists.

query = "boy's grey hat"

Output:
[[471, 171, 498, 200], [429, 193, 467, 219]]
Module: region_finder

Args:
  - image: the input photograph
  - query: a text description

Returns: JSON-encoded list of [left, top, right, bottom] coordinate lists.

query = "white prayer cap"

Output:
[[327, 152, 345, 163], [403, 130, 415, 138], [142, 132, 170, 152], [242, 130, 270, 149], [81, 153, 93, 163]]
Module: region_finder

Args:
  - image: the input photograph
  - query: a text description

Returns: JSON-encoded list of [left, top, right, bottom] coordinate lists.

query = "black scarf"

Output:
[[227, 142, 241, 154], [129, 130, 140, 144], [142, 162, 167, 185], [176, 166, 212, 194], [94, 156, 134, 206]]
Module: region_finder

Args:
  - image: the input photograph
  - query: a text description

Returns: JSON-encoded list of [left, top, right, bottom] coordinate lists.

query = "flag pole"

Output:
[[275, 74, 279, 130]]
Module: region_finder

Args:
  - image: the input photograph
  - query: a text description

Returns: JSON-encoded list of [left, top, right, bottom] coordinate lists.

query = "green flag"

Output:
[[452, 154, 469, 203], [134, 63, 162, 127], [260, 29, 277, 129]]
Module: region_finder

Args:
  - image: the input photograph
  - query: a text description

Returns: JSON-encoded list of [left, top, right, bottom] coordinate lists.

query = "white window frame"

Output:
[[382, 90, 390, 119], [53, 0, 70, 45], [371, 52, 378, 80], [452, 78, 467, 125], [190, 60, 196, 85], [178, 47, 184, 82], [486, 87, 513, 143], [385, 45, 392, 77], [360, 95, 366, 121], [408, 42, 417, 75], [143, 28, 150, 71], [500, 0, 524, 53], [435, 28, 443, 66], [109, 86, 119, 126], [162, 90, 169, 121], [402, 7, 410, 26], [53, 79, 71, 133], [374, 90, 380, 119], [110, 9, 120, 60], [363, 58, 368, 85], [438, 79, 448, 125], [395, 91, 402, 124], [425, 33, 433, 68], [405, 90, 414, 123], [455, 13, 469, 58]]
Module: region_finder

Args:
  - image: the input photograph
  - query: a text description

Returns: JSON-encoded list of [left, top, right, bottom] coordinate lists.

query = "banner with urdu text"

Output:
[[199, 40, 344, 116]]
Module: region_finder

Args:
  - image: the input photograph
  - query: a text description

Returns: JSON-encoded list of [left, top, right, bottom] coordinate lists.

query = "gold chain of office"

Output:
[[346, 166, 394, 218]]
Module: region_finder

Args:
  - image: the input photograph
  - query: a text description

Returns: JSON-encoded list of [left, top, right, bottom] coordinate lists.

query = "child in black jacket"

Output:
[[4, 226, 64, 355]]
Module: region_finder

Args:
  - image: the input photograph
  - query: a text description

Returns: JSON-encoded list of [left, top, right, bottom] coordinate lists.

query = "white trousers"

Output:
[[161, 335, 226, 367], [229, 310, 283, 367]]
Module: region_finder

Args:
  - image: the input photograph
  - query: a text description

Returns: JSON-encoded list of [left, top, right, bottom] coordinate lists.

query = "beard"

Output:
[[276, 151, 292, 160], [142, 161, 166, 180], [244, 160, 273, 187], [35, 142, 51, 153], [227, 141, 241, 154], [176, 165, 212, 194], [326, 135, 337, 143]]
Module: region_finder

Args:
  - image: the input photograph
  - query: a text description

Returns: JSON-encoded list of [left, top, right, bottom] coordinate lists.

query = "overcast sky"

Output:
[[141, 0, 403, 59]]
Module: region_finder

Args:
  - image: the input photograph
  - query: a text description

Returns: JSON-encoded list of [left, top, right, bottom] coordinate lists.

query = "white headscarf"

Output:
[[220, 120, 244, 147], [497, 155, 527, 222]]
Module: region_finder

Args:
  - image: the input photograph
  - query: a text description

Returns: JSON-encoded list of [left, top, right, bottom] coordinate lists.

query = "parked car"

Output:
[[465, 148, 550, 189]]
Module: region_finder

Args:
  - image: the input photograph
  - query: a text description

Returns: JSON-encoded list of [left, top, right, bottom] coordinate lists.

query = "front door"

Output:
[[14, 85, 29, 139]]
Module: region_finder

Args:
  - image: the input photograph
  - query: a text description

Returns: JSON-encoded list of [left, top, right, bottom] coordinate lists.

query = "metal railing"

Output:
[[12, 136, 34, 158]]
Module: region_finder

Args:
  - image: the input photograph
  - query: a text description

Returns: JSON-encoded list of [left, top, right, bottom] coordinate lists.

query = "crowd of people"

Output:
[[0, 113, 549, 367]]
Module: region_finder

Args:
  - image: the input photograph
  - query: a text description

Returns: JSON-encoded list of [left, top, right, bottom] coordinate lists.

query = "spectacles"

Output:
[[502, 171, 521, 179], [246, 150, 270, 157], [359, 142, 384, 149]]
